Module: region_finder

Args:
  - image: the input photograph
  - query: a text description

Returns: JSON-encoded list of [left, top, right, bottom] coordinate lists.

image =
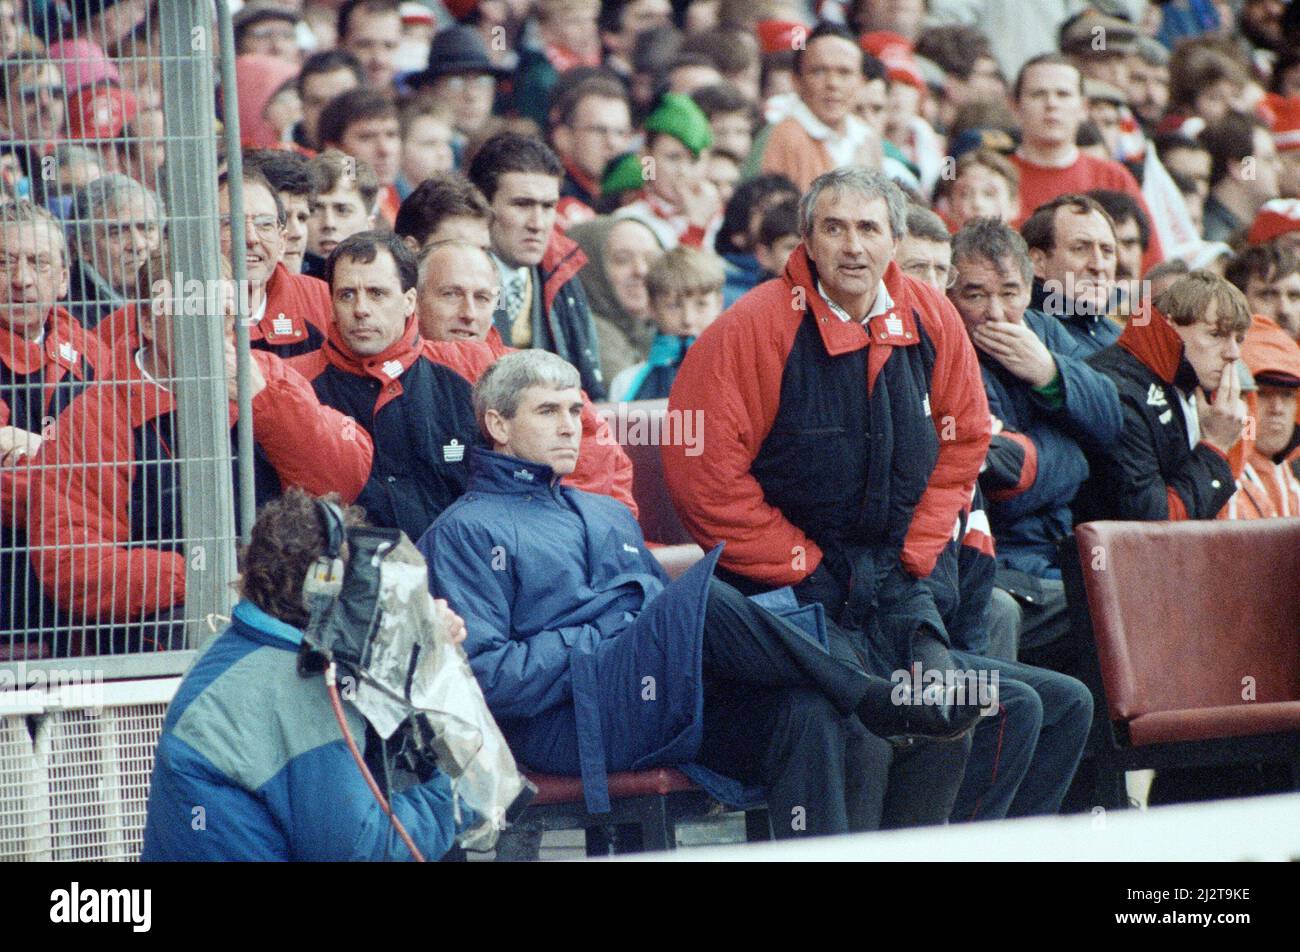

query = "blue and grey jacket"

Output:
[[141, 601, 460, 861]]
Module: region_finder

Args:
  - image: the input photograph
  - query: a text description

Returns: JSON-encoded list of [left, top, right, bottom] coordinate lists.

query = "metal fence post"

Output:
[[159, 2, 237, 651]]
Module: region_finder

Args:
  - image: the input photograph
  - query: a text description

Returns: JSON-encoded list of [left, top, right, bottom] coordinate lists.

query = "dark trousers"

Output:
[[695, 580, 968, 837], [948, 653, 1093, 822]]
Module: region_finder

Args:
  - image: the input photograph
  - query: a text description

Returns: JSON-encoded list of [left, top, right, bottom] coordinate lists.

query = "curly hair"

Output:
[[237, 488, 366, 628]]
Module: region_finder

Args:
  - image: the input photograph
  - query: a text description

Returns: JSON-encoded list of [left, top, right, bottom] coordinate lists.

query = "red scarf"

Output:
[[322, 313, 425, 413]]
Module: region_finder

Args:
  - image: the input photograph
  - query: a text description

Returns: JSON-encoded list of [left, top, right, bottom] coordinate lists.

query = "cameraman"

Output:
[[142, 488, 468, 862]]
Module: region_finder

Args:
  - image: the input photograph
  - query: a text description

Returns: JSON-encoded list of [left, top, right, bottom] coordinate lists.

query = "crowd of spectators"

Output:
[[3, 0, 1300, 858]]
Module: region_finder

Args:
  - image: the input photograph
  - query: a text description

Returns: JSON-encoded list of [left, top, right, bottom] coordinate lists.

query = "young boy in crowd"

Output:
[[939, 148, 1020, 232], [753, 197, 801, 280], [609, 245, 725, 401]]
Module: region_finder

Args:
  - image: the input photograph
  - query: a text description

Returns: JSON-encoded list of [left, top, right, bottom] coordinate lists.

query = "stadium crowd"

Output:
[[1, 0, 1299, 860]]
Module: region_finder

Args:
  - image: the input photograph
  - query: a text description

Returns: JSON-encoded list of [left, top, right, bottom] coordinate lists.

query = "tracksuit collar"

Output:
[[467, 446, 561, 493]]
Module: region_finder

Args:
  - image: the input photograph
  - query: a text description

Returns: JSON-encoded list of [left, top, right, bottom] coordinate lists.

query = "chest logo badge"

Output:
[[272, 313, 295, 337], [1146, 384, 1168, 408], [443, 439, 465, 463], [885, 314, 904, 337], [381, 359, 404, 379]]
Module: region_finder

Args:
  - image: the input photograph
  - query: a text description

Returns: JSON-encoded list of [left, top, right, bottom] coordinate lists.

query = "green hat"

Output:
[[643, 93, 713, 159], [601, 151, 644, 194]]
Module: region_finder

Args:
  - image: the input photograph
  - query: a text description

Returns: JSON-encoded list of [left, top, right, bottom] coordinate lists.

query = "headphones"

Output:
[[316, 498, 347, 561]]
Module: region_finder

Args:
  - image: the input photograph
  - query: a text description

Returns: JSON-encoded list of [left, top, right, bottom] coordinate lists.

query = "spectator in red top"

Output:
[[1222, 314, 1300, 519], [1, 201, 114, 641], [1010, 54, 1163, 273], [31, 244, 372, 649], [218, 167, 332, 359], [318, 88, 402, 226]]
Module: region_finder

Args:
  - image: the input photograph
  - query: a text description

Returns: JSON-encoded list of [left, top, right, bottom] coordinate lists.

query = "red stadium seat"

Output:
[[1060, 520, 1300, 806]]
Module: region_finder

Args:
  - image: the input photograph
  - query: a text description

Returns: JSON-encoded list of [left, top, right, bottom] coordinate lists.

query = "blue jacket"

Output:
[[141, 601, 460, 861], [722, 252, 767, 308], [978, 309, 1123, 577], [1029, 279, 1121, 357], [420, 448, 724, 813]]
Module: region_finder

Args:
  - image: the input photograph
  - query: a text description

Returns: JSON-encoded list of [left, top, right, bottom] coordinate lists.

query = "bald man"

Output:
[[416, 240, 501, 343]]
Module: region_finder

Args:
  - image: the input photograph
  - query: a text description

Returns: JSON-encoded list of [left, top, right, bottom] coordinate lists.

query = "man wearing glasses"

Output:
[[217, 166, 333, 359], [549, 76, 632, 226], [897, 205, 956, 293]]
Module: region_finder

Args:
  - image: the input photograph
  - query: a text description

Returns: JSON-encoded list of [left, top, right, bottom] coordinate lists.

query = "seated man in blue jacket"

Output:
[[142, 489, 466, 861], [421, 350, 984, 839], [949, 218, 1123, 664]]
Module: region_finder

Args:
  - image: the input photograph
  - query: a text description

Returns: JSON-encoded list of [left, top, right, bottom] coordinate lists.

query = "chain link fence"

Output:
[[1, 1, 250, 860], [2, 1, 239, 682]]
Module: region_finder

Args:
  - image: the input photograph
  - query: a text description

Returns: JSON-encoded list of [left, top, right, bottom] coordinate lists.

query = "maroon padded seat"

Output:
[[596, 399, 694, 545], [1075, 519, 1300, 747], [524, 768, 698, 806]]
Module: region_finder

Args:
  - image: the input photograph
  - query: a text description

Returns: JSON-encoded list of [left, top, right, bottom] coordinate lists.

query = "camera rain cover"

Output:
[[348, 532, 535, 851]]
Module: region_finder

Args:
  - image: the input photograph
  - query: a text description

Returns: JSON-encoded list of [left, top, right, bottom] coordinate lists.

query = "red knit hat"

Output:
[[1247, 199, 1300, 246], [859, 31, 925, 91], [66, 84, 138, 140], [755, 19, 806, 55]]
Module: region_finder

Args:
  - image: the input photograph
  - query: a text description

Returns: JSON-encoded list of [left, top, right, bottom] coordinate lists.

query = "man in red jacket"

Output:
[[219, 166, 334, 358], [31, 246, 373, 654], [663, 167, 993, 827], [2, 200, 115, 643], [95, 166, 336, 362]]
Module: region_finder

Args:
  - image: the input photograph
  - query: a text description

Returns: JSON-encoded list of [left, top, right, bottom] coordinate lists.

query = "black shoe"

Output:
[[854, 630, 993, 742], [855, 677, 988, 742]]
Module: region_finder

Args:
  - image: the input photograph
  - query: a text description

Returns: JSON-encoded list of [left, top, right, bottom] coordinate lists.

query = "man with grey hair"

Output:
[[664, 166, 995, 828], [421, 348, 983, 843], [948, 217, 1121, 666], [66, 173, 165, 329], [1, 200, 114, 641]]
